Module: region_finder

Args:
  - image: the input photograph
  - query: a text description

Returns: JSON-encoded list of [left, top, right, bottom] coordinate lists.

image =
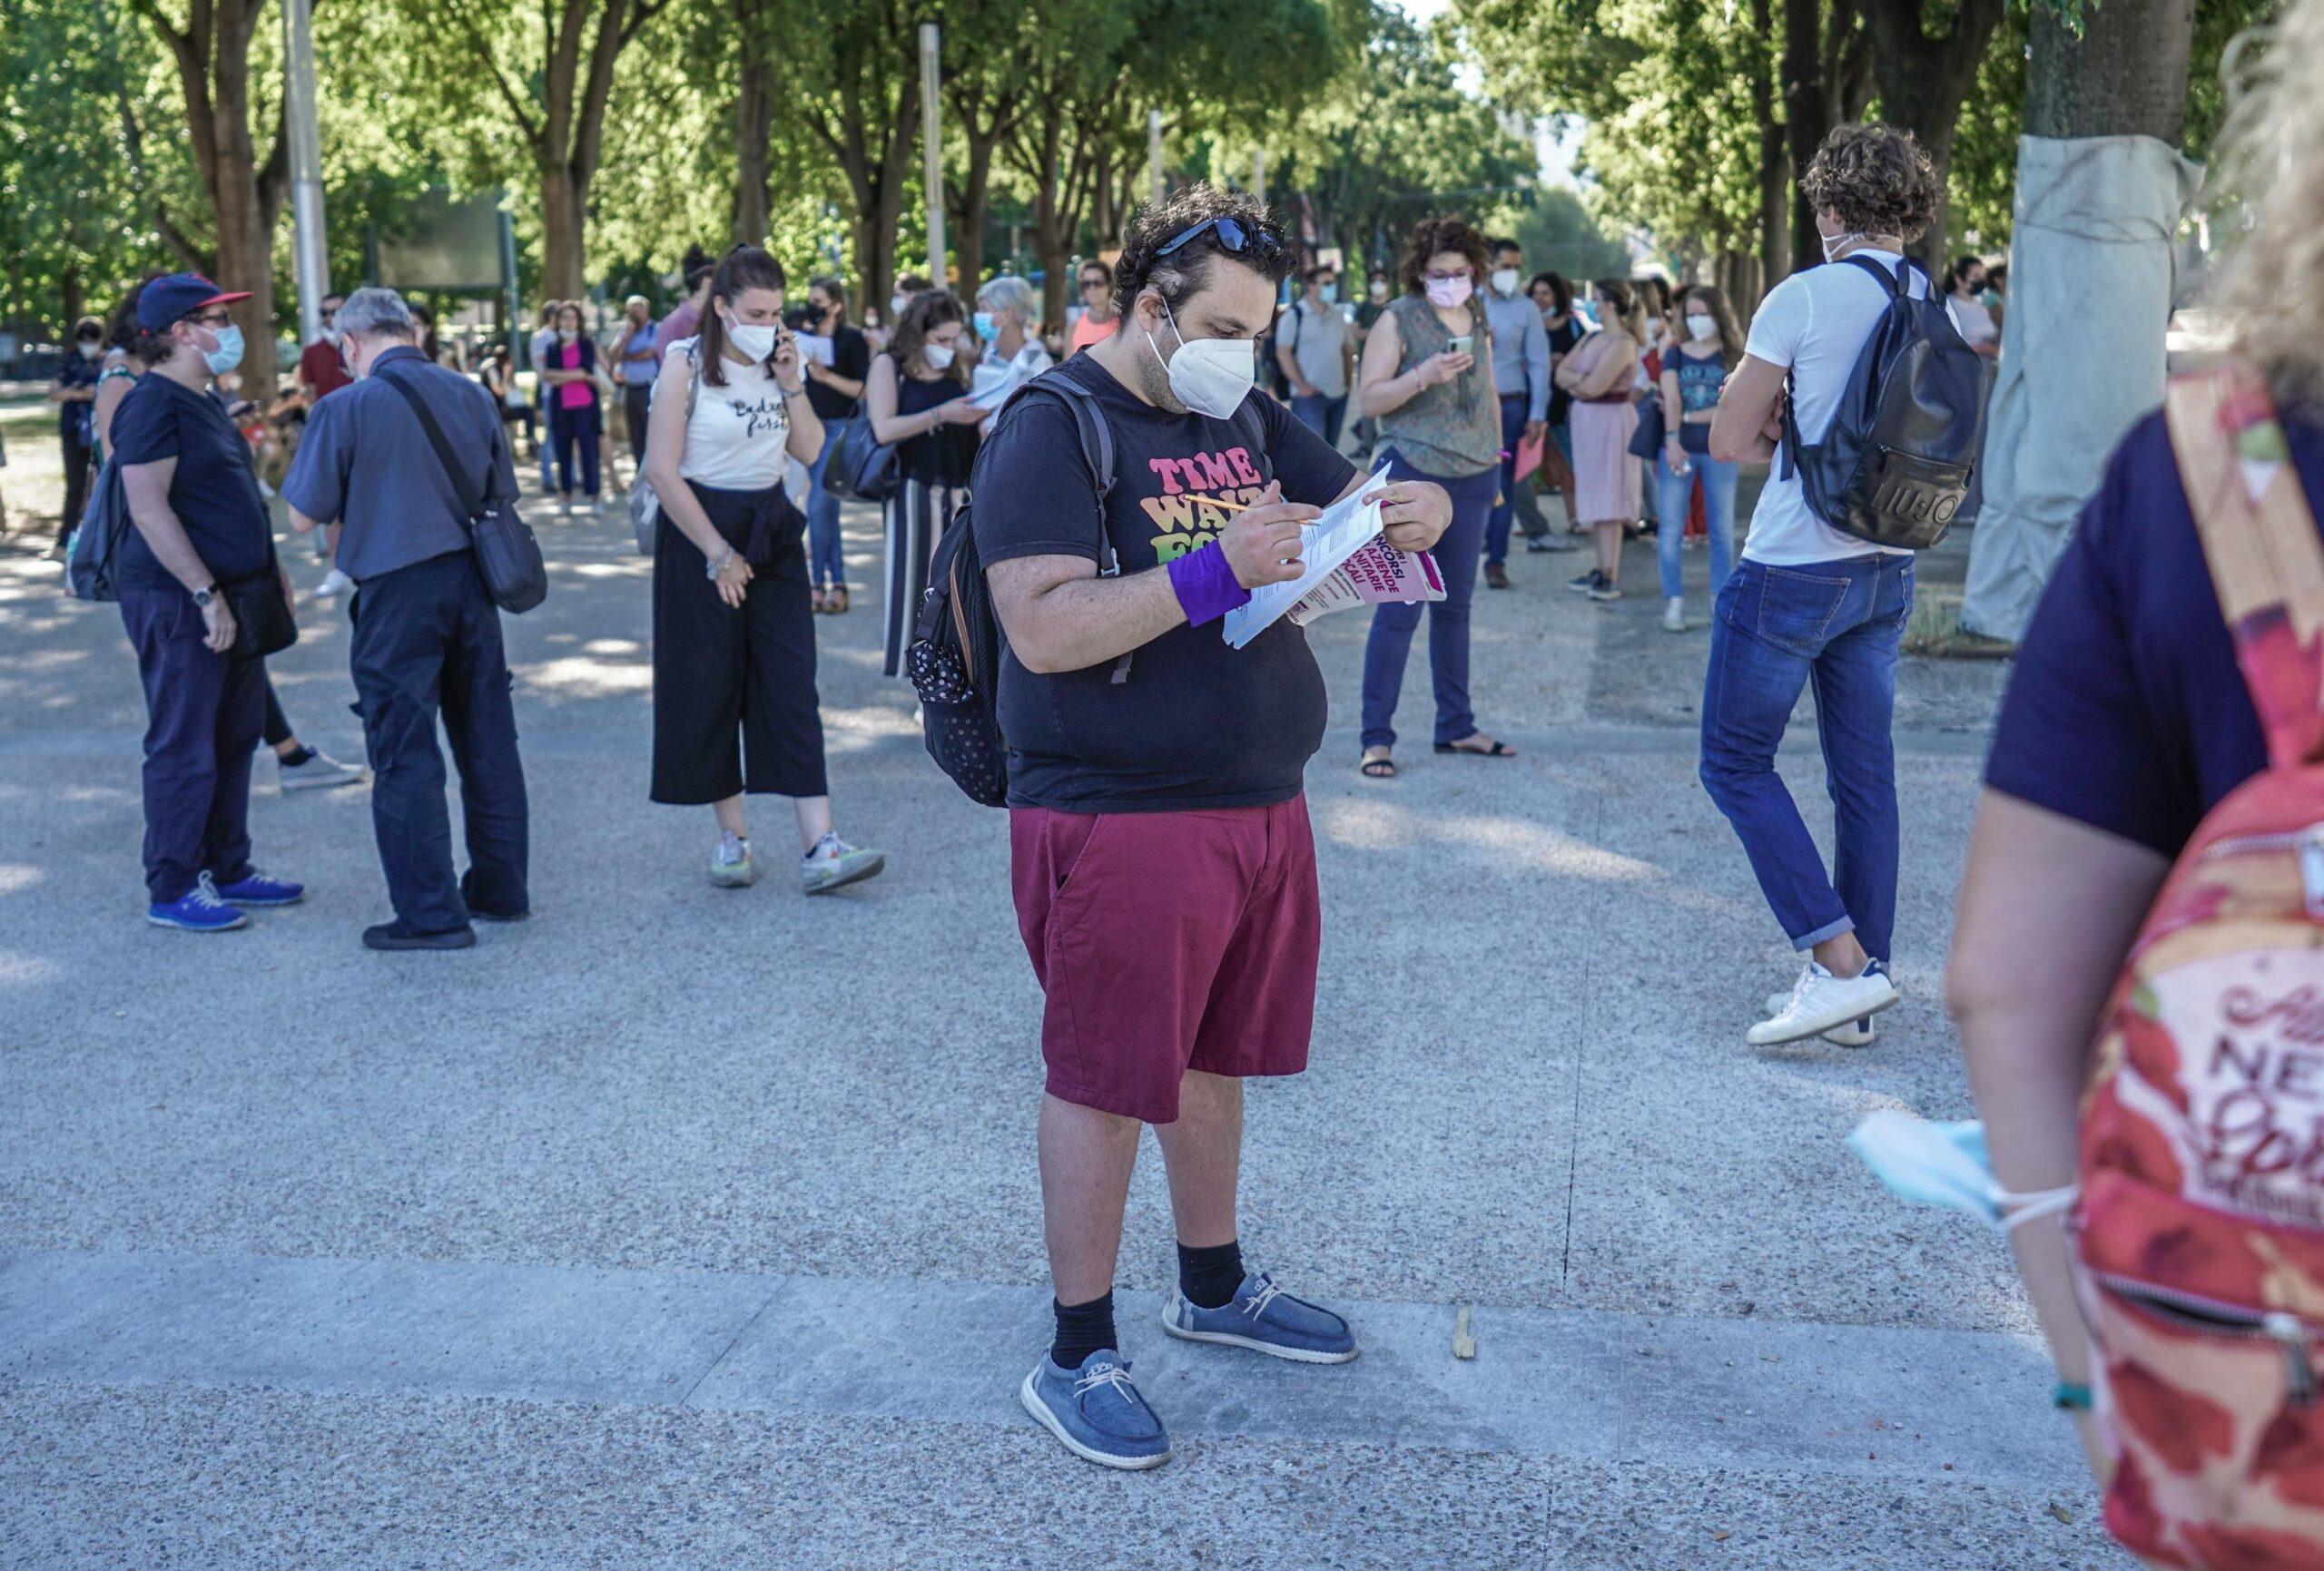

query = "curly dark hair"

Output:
[[1800, 123, 1939, 242], [1397, 217, 1492, 299], [1111, 182, 1291, 319]]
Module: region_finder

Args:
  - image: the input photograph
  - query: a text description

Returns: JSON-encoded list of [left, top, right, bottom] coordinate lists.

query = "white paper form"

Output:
[[792, 331, 837, 368], [1221, 465, 1395, 649]]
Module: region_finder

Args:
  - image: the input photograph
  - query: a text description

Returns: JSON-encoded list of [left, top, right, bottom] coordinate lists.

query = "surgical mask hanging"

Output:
[[1846, 1112, 2076, 1232], [1821, 229, 1866, 264], [1147, 299, 1255, 420], [921, 342, 956, 370], [201, 322, 245, 377], [1425, 274, 1474, 310], [1490, 268, 1521, 297], [724, 313, 778, 362]]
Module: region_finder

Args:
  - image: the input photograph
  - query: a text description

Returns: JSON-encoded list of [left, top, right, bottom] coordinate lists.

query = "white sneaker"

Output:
[[313, 568, 354, 598], [803, 831, 885, 895], [1748, 963, 1899, 1046], [1765, 988, 1877, 1046], [277, 750, 367, 792], [709, 832, 757, 888], [1662, 597, 1688, 633]]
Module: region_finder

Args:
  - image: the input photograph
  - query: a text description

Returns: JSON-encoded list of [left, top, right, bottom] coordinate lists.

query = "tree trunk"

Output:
[[733, 51, 773, 246], [950, 132, 998, 292], [1749, 0, 1788, 292], [1958, 0, 2196, 639], [1783, 0, 1832, 270], [1858, 0, 2005, 263], [541, 164, 586, 300]]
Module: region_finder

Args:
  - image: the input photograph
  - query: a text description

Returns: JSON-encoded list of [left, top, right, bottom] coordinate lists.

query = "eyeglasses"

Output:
[[1154, 216, 1282, 265], [1422, 269, 1471, 283], [1080, 277, 1108, 291], [188, 309, 234, 328]]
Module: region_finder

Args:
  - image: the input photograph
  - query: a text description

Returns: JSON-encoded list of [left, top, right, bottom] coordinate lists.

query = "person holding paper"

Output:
[[1353, 216, 1514, 780], [974, 185, 1451, 1471]]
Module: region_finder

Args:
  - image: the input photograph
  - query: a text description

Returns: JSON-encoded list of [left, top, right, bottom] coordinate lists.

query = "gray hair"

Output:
[[977, 275, 1039, 328], [337, 287, 415, 339]]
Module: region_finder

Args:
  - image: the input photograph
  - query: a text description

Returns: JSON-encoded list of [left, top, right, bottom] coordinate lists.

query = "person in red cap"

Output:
[[108, 272, 308, 932]]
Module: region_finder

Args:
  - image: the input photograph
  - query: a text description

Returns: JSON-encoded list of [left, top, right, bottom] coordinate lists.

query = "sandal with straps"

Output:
[[1434, 735, 1517, 759], [1359, 749, 1397, 780]]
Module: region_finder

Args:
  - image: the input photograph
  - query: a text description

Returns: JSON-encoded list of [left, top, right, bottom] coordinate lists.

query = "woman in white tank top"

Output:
[[641, 244, 887, 897]]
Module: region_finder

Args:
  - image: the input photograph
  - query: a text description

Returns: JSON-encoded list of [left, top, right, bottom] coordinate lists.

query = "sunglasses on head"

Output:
[[1154, 216, 1282, 265]]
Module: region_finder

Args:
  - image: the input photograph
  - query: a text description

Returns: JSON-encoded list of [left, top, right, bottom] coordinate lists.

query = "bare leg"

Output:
[[711, 795, 745, 839], [791, 794, 833, 854], [1152, 1070, 1242, 1250], [1039, 1093, 1144, 1305], [1592, 519, 1623, 584], [1812, 930, 1871, 979]]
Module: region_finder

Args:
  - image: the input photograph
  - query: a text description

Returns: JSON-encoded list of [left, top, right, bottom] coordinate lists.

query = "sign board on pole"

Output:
[[376, 190, 506, 292]]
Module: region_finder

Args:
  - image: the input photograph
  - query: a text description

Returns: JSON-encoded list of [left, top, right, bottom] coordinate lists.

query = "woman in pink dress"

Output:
[[1555, 279, 1644, 602]]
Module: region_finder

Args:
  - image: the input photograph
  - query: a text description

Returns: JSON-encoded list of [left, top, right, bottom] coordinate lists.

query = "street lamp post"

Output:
[[284, 0, 329, 343], [920, 24, 946, 285], [1148, 110, 1164, 207]]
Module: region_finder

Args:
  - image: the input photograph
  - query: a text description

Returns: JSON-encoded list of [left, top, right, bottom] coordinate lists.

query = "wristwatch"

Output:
[[191, 584, 217, 607]]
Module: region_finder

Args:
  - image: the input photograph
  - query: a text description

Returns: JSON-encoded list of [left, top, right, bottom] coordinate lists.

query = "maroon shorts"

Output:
[[1009, 796, 1323, 1124]]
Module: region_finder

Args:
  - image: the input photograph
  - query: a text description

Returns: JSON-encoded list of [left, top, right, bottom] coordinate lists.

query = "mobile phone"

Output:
[[1444, 335, 1473, 356]]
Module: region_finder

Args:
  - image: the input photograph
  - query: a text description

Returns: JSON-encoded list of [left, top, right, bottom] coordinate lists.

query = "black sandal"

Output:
[[1359, 751, 1397, 779], [1435, 736, 1517, 759]]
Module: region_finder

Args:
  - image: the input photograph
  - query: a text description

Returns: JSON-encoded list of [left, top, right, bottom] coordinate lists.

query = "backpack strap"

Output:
[[2164, 361, 2324, 768], [993, 367, 1133, 682]]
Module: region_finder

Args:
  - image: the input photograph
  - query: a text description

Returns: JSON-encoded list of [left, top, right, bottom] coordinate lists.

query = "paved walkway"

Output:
[[0, 472, 2107, 1568]]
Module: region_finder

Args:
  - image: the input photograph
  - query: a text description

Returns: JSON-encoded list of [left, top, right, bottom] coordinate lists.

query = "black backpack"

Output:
[[64, 459, 131, 602], [1781, 253, 1986, 550], [906, 367, 1259, 808]]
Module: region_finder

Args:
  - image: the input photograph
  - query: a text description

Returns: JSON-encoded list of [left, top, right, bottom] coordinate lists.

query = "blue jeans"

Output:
[[1699, 554, 1914, 961], [804, 417, 852, 590], [1486, 393, 1532, 566], [1655, 448, 1738, 601], [1360, 454, 1499, 751], [1291, 392, 1346, 447]]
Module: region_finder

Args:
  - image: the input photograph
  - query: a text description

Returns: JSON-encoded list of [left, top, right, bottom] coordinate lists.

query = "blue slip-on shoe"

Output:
[[148, 872, 250, 933], [1018, 1349, 1171, 1470], [1162, 1271, 1358, 1364], [212, 869, 305, 907]]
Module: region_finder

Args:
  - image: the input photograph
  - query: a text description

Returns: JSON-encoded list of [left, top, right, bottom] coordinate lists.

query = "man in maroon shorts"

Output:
[[980, 185, 1452, 1470]]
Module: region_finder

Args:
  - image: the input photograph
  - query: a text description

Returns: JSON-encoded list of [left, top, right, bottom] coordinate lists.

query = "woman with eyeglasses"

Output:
[[1354, 215, 1515, 780], [1067, 260, 1117, 356], [867, 290, 985, 677]]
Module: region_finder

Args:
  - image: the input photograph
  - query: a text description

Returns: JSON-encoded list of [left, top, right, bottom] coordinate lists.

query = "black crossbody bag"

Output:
[[223, 535, 298, 659], [379, 366, 548, 613]]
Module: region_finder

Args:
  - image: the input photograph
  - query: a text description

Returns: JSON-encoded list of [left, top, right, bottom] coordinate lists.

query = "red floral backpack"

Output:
[[2076, 363, 2324, 1568]]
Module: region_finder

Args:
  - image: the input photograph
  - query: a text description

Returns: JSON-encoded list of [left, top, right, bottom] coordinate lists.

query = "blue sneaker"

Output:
[[1018, 1349, 1171, 1470], [148, 872, 250, 932], [212, 869, 305, 907], [1162, 1271, 1358, 1364]]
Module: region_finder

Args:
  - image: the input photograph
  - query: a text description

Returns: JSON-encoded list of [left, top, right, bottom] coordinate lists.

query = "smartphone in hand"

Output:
[[1445, 335, 1473, 356]]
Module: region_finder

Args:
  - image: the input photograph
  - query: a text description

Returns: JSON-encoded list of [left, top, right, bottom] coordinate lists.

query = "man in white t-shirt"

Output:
[[1701, 123, 1951, 1048]]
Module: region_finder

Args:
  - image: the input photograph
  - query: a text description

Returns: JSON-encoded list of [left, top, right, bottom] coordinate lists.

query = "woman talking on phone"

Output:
[[1353, 216, 1513, 781], [642, 244, 886, 896]]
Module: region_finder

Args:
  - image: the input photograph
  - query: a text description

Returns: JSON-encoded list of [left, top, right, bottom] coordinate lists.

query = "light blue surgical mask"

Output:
[[973, 310, 997, 341], [202, 322, 245, 377], [1318, 284, 1338, 305], [1846, 1113, 2075, 1232]]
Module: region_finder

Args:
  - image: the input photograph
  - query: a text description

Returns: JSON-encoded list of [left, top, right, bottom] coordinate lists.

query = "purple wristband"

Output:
[[1167, 540, 1252, 626]]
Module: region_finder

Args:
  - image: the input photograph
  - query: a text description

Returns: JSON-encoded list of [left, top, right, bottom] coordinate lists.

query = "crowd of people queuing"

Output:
[[48, 101, 2188, 1498]]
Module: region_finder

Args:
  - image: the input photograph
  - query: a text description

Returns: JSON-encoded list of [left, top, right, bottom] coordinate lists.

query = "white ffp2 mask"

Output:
[[1148, 300, 1255, 420]]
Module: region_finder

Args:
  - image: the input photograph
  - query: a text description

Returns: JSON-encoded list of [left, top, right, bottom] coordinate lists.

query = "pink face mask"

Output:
[[1424, 274, 1473, 310]]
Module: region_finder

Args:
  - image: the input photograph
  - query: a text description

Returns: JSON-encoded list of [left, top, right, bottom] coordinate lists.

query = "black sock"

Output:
[[280, 744, 316, 768], [1050, 1291, 1117, 1370], [1177, 1239, 1246, 1311]]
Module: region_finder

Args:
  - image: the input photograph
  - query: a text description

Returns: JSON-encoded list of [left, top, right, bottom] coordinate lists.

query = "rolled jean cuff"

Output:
[[1791, 914, 1856, 952], [1167, 541, 1251, 626]]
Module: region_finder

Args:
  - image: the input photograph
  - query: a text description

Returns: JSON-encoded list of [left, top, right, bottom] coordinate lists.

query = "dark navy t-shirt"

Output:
[[974, 354, 1360, 812], [1984, 408, 2324, 857], [106, 372, 273, 594]]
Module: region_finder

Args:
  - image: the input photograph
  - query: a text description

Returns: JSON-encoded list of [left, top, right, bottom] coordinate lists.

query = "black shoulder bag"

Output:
[[379, 366, 548, 613]]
